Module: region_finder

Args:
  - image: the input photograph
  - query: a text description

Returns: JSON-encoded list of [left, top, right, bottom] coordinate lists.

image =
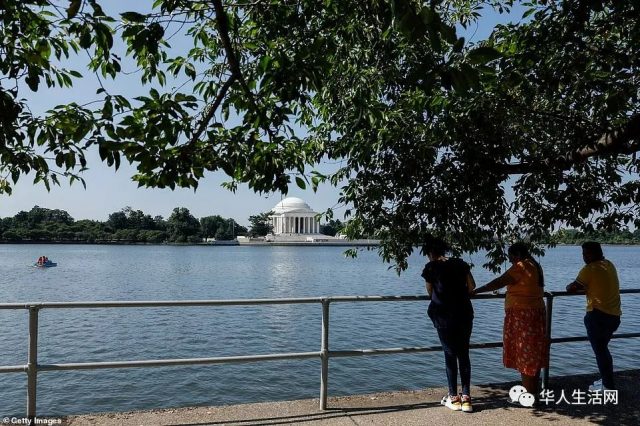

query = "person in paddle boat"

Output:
[[36, 256, 52, 266]]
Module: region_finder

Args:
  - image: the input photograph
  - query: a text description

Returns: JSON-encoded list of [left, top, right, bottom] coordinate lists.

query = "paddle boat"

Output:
[[34, 256, 57, 268]]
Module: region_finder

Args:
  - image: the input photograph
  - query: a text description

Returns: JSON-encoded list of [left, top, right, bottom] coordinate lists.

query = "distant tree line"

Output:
[[548, 228, 640, 245], [0, 206, 251, 244], [0, 206, 344, 244], [7, 207, 637, 246]]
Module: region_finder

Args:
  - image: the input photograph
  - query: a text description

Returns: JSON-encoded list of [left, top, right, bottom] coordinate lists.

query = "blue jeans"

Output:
[[437, 323, 472, 396], [584, 309, 620, 389]]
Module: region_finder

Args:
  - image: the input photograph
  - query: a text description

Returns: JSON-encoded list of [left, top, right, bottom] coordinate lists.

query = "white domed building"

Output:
[[269, 197, 321, 236], [239, 196, 378, 245]]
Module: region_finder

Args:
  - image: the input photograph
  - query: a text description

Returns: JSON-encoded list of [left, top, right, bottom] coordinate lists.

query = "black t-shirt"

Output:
[[421, 258, 474, 329]]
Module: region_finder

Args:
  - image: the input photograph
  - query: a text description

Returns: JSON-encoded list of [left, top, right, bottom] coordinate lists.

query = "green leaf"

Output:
[[467, 46, 502, 65], [98, 143, 108, 161], [121, 12, 147, 22], [102, 98, 113, 119], [67, 0, 81, 19], [453, 37, 465, 53], [25, 74, 40, 91], [79, 30, 92, 49], [295, 176, 306, 189], [438, 22, 457, 44], [184, 63, 196, 79], [258, 56, 272, 74]]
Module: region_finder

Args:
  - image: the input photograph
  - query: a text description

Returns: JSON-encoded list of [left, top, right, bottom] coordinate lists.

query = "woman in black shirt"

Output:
[[422, 238, 476, 412]]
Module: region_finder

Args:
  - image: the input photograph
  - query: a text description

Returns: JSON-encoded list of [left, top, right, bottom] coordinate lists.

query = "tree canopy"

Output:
[[1, 1, 638, 270], [248, 212, 273, 237], [320, 219, 345, 237], [200, 214, 246, 240]]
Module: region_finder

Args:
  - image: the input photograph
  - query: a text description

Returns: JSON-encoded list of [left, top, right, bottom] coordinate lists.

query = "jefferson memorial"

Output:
[[269, 197, 321, 235], [240, 196, 377, 245]]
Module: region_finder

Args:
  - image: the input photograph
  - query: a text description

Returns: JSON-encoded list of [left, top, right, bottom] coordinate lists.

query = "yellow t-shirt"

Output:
[[575, 259, 622, 316], [504, 259, 545, 310]]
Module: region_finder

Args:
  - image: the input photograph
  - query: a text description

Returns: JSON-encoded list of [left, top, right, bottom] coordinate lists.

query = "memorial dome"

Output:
[[272, 197, 314, 213]]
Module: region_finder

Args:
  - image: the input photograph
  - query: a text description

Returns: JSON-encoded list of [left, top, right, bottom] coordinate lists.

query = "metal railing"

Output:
[[1, 290, 639, 419]]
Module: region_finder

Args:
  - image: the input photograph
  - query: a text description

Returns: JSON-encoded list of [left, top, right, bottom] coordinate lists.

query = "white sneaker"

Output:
[[441, 394, 462, 411], [592, 379, 602, 387], [461, 395, 473, 413]]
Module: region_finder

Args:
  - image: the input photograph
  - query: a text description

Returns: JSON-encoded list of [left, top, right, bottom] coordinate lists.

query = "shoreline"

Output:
[[2, 241, 639, 247], [0, 240, 381, 247]]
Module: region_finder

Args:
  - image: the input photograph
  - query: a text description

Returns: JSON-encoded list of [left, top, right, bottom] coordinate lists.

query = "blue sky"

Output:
[[0, 2, 529, 226]]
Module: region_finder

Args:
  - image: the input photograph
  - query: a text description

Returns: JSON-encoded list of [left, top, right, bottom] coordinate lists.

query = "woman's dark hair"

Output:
[[582, 241, 604, 259], [507, 242, 530, 258], [508, 242, 544, 287], [421, 237, 449, 257]]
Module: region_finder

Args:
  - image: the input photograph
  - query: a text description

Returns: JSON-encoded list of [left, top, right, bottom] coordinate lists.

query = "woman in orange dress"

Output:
[[472, 242, 548, 398]]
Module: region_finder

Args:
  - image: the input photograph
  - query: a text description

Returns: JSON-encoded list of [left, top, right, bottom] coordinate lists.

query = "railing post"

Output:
[[320, 299, 330, 410], [27, 306, 40, 420], [542, 294, 554, 390]]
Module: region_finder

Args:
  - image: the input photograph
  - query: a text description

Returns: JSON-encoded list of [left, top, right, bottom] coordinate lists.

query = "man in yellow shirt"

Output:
[[566, 242, 621, 391]]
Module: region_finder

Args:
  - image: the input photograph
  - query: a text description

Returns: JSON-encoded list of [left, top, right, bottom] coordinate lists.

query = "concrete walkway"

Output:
[[65, 370, 639, 426]]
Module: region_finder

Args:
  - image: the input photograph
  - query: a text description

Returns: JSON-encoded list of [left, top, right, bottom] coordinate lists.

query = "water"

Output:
[[0, 244, 638, 416]]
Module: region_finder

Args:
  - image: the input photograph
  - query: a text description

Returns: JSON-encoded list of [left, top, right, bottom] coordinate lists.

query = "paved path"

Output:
[[65, 370, 638, 425]]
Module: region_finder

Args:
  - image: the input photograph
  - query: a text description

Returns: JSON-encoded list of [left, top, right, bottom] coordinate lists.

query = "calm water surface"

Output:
[[0, 244, 638, 416]]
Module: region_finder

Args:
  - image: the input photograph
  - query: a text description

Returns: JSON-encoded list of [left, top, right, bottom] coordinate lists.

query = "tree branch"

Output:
[[185, 0, 262, 147], [212, 0, 254, 102], [497, 113, 640, 174], [211, 0, 277, 144], [188, 75, 236, 145]]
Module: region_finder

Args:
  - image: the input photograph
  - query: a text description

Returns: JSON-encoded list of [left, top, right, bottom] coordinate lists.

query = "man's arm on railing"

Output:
[[566, 281, 585, 293]]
